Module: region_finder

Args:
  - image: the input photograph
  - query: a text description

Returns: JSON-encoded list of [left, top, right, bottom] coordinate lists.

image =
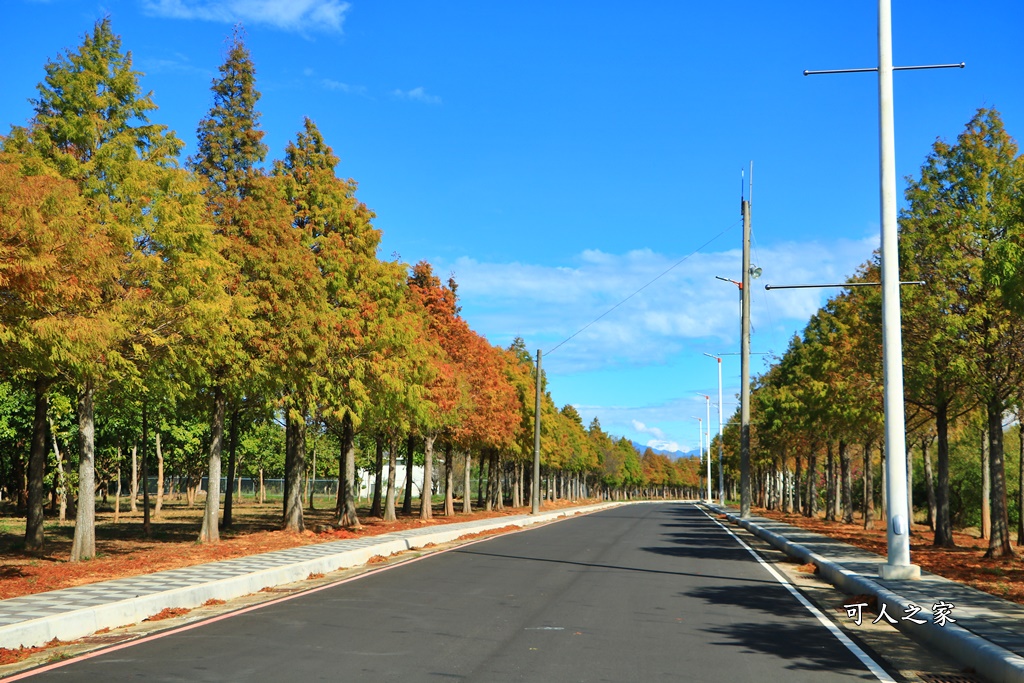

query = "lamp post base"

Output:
[[878, 563, 921, 580]]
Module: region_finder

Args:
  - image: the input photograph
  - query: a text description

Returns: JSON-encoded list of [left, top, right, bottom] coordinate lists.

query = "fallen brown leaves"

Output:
[[456, 525, 521, 542], [144, 608, 190, 622], [0, 639, 60, 666], [755, 508, 1024, 606]]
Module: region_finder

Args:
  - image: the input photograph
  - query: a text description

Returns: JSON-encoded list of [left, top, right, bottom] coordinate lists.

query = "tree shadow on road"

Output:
[[683, 582, 873, 676], [454, 548, 781, 586]]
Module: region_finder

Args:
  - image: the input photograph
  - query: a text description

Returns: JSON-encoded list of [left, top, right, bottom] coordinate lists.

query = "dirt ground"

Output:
[[0, 495, 593, 600], [753, 507, 1024, 607]]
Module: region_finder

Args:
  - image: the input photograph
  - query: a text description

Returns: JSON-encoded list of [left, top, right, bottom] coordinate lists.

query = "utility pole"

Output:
[[692, 416, 703, 499], [697, 394, 711, 502], [715, 359, 723, 503], [705, 396, 712, 501], [874, 1, 915, 578], [532, 349, 542, 515], [803, 0, 961, 580], [740, 173, 752, 519]]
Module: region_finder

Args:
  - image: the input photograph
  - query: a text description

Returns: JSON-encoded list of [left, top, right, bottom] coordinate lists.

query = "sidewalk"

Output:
[[713, 505, 1024, 683], [0, 503, 616, 653]]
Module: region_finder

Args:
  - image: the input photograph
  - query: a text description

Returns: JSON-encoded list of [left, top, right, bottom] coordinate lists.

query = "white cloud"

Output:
[[440, 234, 878, 373], [141, 0, 350, 33], [631, 419, 666, 440], [138, 53, 213, 78], [321, 78, 367, 96], [646, 439, 682, 453], [392, 86, 442, 105], [576, 400, 707, 454]]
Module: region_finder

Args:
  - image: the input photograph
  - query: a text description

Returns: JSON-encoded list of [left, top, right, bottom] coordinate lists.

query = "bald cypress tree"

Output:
[[902, 109, 1024, 559], [8, 18, 195, 558], [190, 27, 267, 214], [189, 28, 268, 543]]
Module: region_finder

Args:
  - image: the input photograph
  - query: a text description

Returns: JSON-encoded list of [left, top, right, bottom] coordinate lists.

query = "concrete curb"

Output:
[[0, 502, 620, 650], [713, 507, 1024, 683]]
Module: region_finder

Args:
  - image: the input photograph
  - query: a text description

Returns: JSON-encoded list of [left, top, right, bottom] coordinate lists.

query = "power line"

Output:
[[545, 220, 742, 356]]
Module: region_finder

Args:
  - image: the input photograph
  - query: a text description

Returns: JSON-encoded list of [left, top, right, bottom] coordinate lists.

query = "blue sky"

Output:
[[3, 1, 1022, 453]]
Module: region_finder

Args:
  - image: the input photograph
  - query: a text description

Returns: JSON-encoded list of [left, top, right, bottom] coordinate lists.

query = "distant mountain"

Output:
[[629, 440, 698, 459]]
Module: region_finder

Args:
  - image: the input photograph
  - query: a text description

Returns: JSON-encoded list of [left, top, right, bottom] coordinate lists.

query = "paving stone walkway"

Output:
[[736, 512, 1024, 657]]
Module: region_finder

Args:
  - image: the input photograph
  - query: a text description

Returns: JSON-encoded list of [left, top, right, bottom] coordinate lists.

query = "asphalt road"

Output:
[[27, 503, 887, 682]]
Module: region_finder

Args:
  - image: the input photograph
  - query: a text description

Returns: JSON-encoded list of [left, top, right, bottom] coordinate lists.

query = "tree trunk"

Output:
[[443, 444, 455, 517], [70, 380, 96, 561], [795, 454, 803, 515], [371, 437, 384, 518], [839, 441, 853, 523], [155, 432, 164, 516], [402, 433, 415, 515], [512, 461, 522, 508], [199, 386, 225, 543], [806, 453, 818, 517], [283, 406, 306, 533], [308, 448, 316, 511], [384, 437, 398, 522], [1018, 421, 1023, 547], [477, 453, 485, 508], [113, 464, 121, 525], [937, 403, 954, 548], [984, 395, 1013, 559], [485, 450, 496, 511], [922, 437, 936, 531], [824, 442, 836, 522], [463, 451, 472, 514], [492, 451, 503, 510], [863, 441, 874, 530], [223, 407, 239, 528], [880, 443, 887, 521], [420, 435, 435, 520], [25, 377, 49, 552], [906, 440, 914, 534], [141, 402, 151, 537], [783, 451, 793, 513], [981, 424, 991, 540], [337, 412, 360, 528], [48, 418, 67, 523], [130, 442, 138, 513]]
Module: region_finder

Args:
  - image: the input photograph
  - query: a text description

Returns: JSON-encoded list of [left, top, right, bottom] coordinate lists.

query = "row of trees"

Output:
[[0, 20, 702, 559], [714, 108, 1024, 560]]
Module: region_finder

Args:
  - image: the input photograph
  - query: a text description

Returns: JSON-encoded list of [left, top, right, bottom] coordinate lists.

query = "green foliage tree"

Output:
[[2, 17, 205, 558], [901, 109, 1024, 558]]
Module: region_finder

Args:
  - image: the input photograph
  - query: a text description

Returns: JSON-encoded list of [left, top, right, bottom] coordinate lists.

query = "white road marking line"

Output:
[[697, 506, 896, 683]]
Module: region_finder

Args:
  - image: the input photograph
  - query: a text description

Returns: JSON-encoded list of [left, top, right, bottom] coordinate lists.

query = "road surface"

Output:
[[25, 503, 890, 682]]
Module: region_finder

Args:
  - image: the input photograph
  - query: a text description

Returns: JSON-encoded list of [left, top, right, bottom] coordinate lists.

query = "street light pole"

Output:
[[532, 349, 542, 515], [740, 184, 752, 519], [714, 359, 723, 502], [692, 416, 703, 500], [802, 1, 961, 578], [875, 1, 915, 579], [697, 394, 711, 502]]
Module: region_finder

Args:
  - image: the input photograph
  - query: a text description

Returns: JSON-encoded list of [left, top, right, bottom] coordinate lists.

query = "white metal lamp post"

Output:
[[697, 393, 712, 502], [703, 353, 725, 504], [692, 416, 703, 501], [803, 1, 961, 580]]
